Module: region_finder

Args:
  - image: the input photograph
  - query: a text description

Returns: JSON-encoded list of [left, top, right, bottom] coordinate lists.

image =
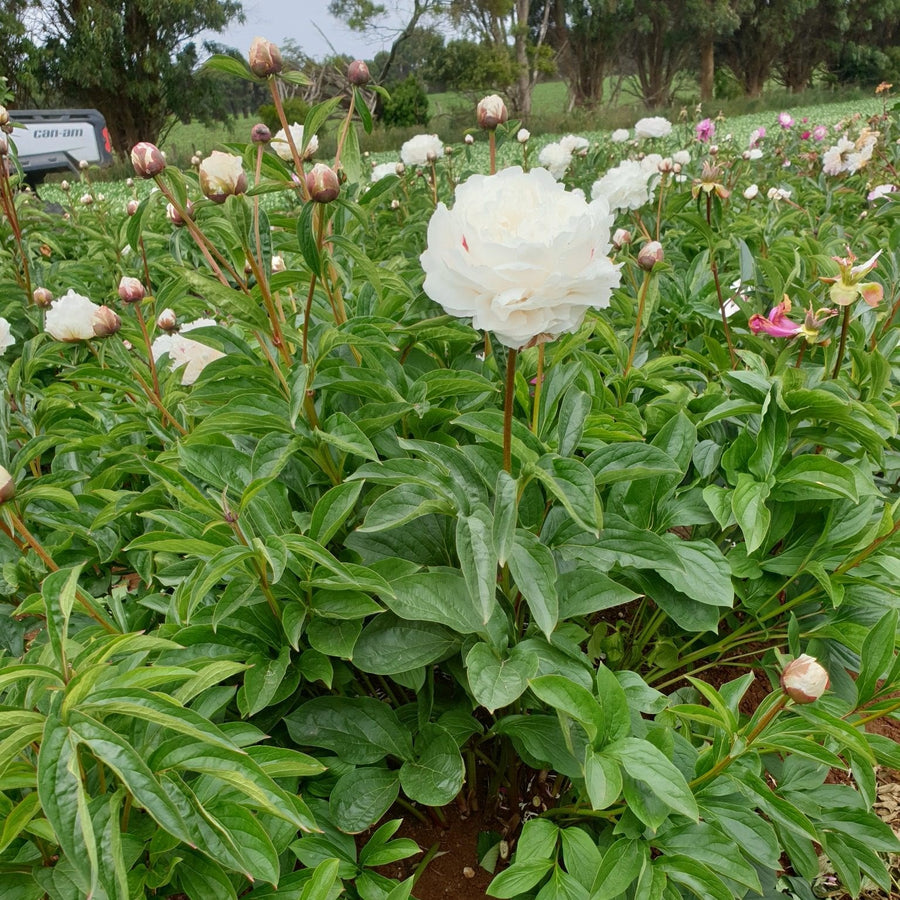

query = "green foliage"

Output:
[[1, 59, 900, 900], [381, 74, 429, 127], [257, 97, 312, 133]]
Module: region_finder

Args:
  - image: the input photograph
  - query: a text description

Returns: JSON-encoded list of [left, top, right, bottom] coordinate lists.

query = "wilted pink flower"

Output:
[[781, 654, 829, 704], [750, 296, 836, 341], [821, 248, 883, 307], [695, 118, 715, 142], [777, 112, 794, 129], [812, 125, 827, 141]]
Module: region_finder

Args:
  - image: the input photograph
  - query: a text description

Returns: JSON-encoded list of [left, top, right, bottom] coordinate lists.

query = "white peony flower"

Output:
[[151, 318, 226, 385], [672, 150, 691, 166], [747, 148, 763, 160], [767, 187, 791, 201], [559, 134, 590, 155], [868, 184, 897, 201], [400, 134, 444, 166], [420, 166, 621, 349], [591, 159, 656, 212], [271, 123, 318, 161], [0, 317, 13, 355], [371, 162, 398, 182], [537, 142, 572, 180], [45, 290, 102, 341], [634, 116, 672, 139], [611, 128, 630, 143], [198, 151, 247, 203], [743, 183, 759, 200]]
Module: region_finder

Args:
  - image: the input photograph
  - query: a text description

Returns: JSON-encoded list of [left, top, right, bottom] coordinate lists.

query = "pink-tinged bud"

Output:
[[199, 151, 247, 203], [92, 305, 122, 338], [781, 654, 829, 704], [131, 142, 166, 179], [156, 308, 177, 332], [0, 106, 8, 127], [348, 59, 370, 85], [612, 228, 632, 250], [248, 37, 283, 77], [118, 276, 145, 304], [306, 163, 340, 202], [60, 180, 70, 192], [166, 200, 193, 227], [33, 287, 53, 308], [79, 159, 89, 171], [251, 122, 271, 143], [477, 94, 508, 129], [126, 199, 140, 216], [464, 133, 474, 145], [0, 464, 15, 504], [638, 240, 664, 271]]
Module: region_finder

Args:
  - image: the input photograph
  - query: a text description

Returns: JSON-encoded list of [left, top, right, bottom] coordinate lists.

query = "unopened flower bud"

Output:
[[426, 150, 438, 163], [477, 94, 508, 130], [157, 308, 177, 332], [92, 305, 122, 338], [445, 145, 453, 156], [251, 123, 271, 143], [464, 133, 474, 145], [395, 162, 406, 176], [306, 163, 340, 202], [131, 142, 166, 178], [118, 276, 145, 304], [271, 254, 286, 273], [80, 193, 93, 206], [126, 177, 134, 188], [33, 287, 53, 308], [60, 180, 70, 192], [190, 155, 201, 167], [391, 199, 400, 210], [0, 135, 8, 156], [517, 128, 530, 143], [612, 228, 632, 250], [781, 654, 829, 704], [166, 200, 193, 227], [709, 144, 719, 156], [0, 464, 15, 504], [658, 157, 674, 174], [199, 151, 247, 203], [126, 199, 139, 216], [79, 159, 89, 170], [638, 240, 664, 271], [743, 183, 759, 200], [348, 59, 370, 85], [248, 37, 283, 77], [0, 106, 8, 127]]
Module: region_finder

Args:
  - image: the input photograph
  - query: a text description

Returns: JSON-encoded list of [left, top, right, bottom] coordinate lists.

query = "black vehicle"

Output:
[[8, 109, 113, 181]]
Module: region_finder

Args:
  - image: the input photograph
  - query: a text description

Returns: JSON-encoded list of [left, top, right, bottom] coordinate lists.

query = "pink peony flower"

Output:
[[695, 118, 715, 143], [777, 112, 794, 128]]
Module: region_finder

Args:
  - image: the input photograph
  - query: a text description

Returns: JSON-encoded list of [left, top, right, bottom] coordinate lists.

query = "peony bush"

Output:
[[0, 59, 900, 900]]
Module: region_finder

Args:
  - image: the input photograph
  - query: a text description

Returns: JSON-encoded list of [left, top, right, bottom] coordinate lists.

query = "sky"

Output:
[[203, 0, 413, 62]]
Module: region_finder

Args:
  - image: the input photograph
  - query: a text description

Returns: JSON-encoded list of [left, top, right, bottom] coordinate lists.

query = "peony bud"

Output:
[[0, 106, 8, 127], [79, 159, 89, 170], [517, 128, 530, 144], [199, 151, 247, 203], [190, 155, 201, 167], [638, 240, 664, 271], [464, 133, 475, 145], [248, 37, 283, 77], [477, 94, 508, 130], [126, 177, 134, 188], [92, 305, 122, 338], [131, 142, 166, 178], [166, 200, 193, 227], [306, 163, 340, 203], [0, 464, 15, 504], [743, 183, 759, 200], [395, 162, 406, 176], [118, 276, 145, 304], [0, 134, 8, 156], [80, 193, 94, 206], [391, 199, 400, 210], [612, 228, 632, 250], [156, 308, 177, 332], [126, 199, 140, 216], [271, 254, 286, 273], [33, 287, 53, 308], [251, 123, 271, 143], [348, 59, 370, 85], [781, 654, 829, 704], [60, 180, 70, 192]]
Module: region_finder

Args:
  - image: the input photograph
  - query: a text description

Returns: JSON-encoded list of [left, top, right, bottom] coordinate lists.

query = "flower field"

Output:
[[1, 56, 900, 900]]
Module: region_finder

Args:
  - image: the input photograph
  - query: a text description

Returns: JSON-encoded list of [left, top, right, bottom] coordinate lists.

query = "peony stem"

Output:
[[429, 160, 438, 206], [268, 78, 310, 200], [831, 305, 851, 379], [333, 89, 356, 173], [503, 348, 518, 474], [132, 301, 161, 397], [531, 342, 544, 433], [707, 194, 737, 369], [624, 270, 652, 377], [489, 130, 496, 175]]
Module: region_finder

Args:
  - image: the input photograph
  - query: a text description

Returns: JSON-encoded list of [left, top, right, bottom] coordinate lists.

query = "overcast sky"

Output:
[[204, 0, 415, 61]]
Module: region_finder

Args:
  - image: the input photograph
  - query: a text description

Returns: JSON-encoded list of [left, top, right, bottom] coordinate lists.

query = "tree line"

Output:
[[2, 0, 898, 156]]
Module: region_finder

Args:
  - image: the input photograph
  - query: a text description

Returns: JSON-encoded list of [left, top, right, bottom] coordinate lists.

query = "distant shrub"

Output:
[[381, 75, 429, 128], [257, 97, 310, 132]]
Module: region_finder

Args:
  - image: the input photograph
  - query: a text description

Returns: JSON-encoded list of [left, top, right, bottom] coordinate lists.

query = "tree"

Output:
[[0, 0, 40, 106], [37, 1, 243, 154]]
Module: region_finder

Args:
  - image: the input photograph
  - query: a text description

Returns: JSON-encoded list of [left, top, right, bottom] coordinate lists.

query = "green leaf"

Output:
[[508, 530, 558, 639], [203, 53, 256, 81], [493, 470, 518, 567], [359, 483, 453, 532], [487, 859, 555, 898], [775, 455, 859, 502], [533, 455, 602, 535], [330, 767, 400, 833], [591, 838, 649, 899], [530, 675, 605, 747], [731, 474, 771, 555], [0, 790, 42, 853], [557, 568, 640, 618], [303, 97, 343, 152], [466, 642, 539, 712], [242, 645, 292, 716], [584, 750, 623, 810], [385, 570, 490, 636], [606, 738, 698, 821], [206, 799, 281, 886], [584, 443, 681, 485], [399, 724, 464, 806], [285, 696, 413, 764], [456, 506, 499, 625], [309, 480, 363, 545], [654, 855, 732, 900], [353, 614, 459, 675], [855, 609, 897, 704]]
